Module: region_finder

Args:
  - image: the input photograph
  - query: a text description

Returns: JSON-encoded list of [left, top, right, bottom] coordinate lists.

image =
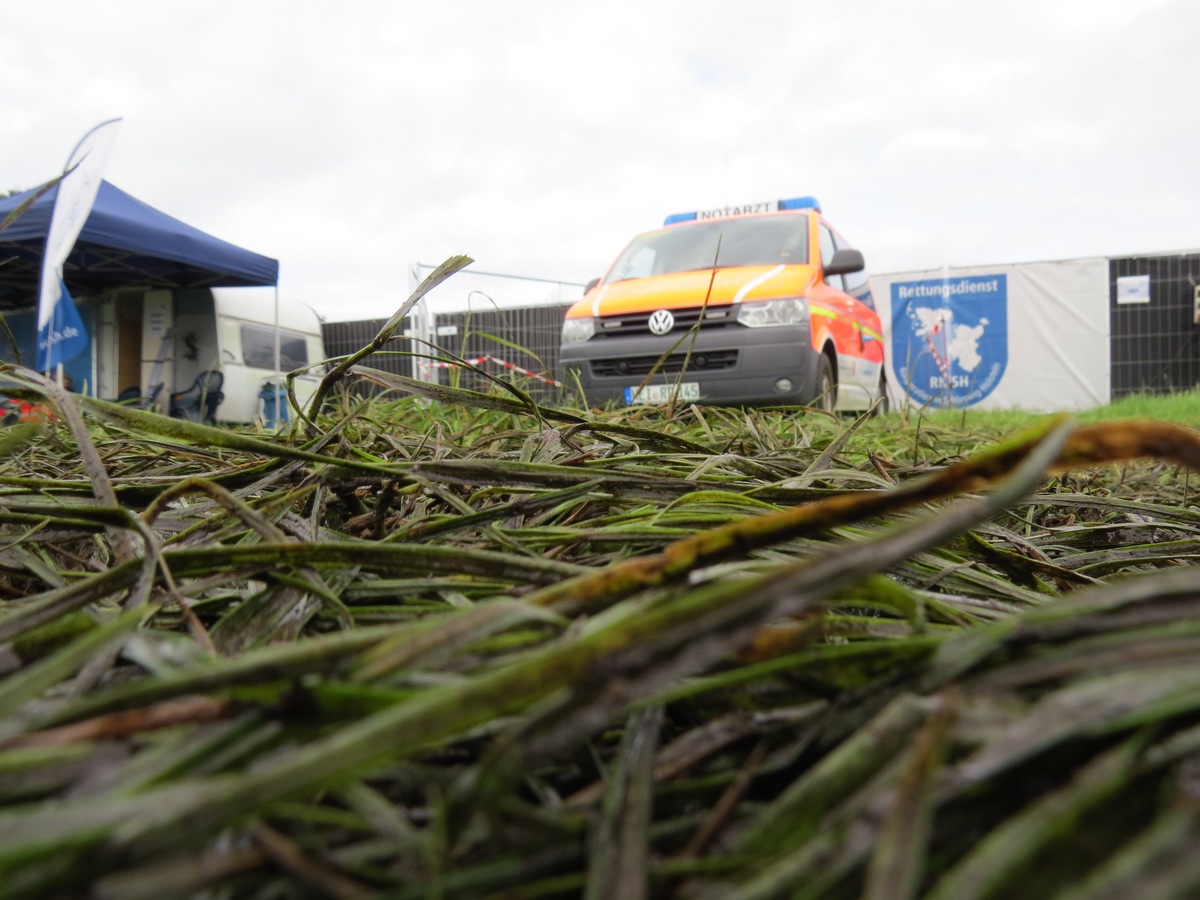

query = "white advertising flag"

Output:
[[36, 117, 122, 371]]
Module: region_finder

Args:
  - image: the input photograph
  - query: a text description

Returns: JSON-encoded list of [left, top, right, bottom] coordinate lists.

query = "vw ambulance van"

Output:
[[559, 197, 886, 411]]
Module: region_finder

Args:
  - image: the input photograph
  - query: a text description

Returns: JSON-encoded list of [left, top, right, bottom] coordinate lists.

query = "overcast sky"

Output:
[[4, 1, 1197, 321]]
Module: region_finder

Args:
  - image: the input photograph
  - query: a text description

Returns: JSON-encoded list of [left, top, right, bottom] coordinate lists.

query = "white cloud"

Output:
[[878, 126, 994, 169], [3, 0, 1198, 320]]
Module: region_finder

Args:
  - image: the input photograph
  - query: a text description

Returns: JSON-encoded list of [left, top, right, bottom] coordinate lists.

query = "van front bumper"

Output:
[[559, 324, 822, 408]]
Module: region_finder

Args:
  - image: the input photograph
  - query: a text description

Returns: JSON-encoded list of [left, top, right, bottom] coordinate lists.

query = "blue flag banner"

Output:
[[36, 278, 89, 371]]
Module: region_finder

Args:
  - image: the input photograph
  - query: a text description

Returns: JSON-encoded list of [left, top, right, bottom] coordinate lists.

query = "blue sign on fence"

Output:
[[891, 273, 1008, 408]]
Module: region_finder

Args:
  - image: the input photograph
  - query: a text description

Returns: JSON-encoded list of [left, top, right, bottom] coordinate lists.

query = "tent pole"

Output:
[[273, 283, 281, 427]]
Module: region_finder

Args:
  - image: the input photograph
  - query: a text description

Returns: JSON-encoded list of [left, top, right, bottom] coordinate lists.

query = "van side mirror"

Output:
[[825, 248, 865, 277], [584, 277, 600, 293]]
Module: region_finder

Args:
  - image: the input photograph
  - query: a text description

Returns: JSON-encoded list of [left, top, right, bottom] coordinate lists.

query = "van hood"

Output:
[[567, 264, 817, 318]]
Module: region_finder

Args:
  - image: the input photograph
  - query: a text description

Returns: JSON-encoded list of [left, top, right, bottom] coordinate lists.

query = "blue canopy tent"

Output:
[[0, 179, 278, 308], [0, 179, 280, 400]]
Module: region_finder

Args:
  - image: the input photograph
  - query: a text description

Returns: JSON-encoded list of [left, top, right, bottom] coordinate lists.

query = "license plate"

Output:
[[625, 382, 701, 404]]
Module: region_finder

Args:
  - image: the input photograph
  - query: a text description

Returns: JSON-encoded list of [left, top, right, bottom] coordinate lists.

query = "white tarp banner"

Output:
[[870, 257, 1110, 411], [36, 117, 122, 371]]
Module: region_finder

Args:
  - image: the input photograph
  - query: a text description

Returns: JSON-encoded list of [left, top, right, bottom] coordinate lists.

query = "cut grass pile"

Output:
[[0, 346, 1198, 897]]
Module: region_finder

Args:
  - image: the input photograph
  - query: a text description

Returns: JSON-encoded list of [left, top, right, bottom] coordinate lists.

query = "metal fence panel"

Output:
[[320, 317, 419, 397], [1109, 253, 1200, 398], [424, 303, 574, 401], [322, 264, 584, 403]]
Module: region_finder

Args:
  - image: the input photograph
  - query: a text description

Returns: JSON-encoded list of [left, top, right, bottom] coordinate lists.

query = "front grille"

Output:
[[591, 349, 738, 378], [597, 303, 736, 337]]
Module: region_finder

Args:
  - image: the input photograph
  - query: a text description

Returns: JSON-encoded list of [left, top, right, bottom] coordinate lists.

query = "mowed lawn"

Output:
[[0, 361, 1198, 899]]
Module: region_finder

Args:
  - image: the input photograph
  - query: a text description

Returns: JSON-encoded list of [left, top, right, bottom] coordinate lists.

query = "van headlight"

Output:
[[737, 298, 808, 327], [562, 317, 596, 343]]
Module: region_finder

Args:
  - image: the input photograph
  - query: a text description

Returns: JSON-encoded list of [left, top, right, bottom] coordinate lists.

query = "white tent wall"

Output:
[[870, 257, 1111, 412], [1010, 259, 1111, 409]]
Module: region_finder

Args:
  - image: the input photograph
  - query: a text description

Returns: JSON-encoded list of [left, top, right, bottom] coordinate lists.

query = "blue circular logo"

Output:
[[891, 274, 1008, 408]]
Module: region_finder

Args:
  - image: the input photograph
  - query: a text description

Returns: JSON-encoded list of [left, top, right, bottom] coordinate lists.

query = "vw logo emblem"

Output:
[[648, 309, 675, 335]]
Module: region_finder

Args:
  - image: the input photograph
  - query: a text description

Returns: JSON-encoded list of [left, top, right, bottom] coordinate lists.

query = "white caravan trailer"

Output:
[[90, 286, 325, 424]]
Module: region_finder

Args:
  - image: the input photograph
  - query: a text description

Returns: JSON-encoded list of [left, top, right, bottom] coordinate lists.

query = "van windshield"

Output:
[[604, 216, 810, 284]]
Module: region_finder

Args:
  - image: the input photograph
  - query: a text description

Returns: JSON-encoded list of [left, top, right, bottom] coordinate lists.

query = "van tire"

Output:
[[816, 354, 836, 411], [872, 374, 889, 416]]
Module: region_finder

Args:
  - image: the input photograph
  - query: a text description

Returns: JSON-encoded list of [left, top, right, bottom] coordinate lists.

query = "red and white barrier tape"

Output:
[[417, 355, 561, 387]]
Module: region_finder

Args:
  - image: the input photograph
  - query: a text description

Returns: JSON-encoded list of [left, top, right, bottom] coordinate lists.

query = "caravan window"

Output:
[[241, 325, 310, 370]]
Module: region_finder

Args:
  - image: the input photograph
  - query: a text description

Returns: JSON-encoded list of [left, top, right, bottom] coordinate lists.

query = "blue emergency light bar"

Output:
[[664, 195, 821, 226], [778, 196, 821, 211], [663, 211, 698, 225]]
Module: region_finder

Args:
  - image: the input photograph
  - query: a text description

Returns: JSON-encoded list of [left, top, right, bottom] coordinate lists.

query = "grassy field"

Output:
[[895, 388, 1200, 433], [0, 334, 1198, 898]]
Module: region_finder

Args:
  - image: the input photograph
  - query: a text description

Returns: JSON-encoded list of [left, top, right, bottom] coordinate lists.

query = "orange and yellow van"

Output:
[[559, 197, 887, 411]]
